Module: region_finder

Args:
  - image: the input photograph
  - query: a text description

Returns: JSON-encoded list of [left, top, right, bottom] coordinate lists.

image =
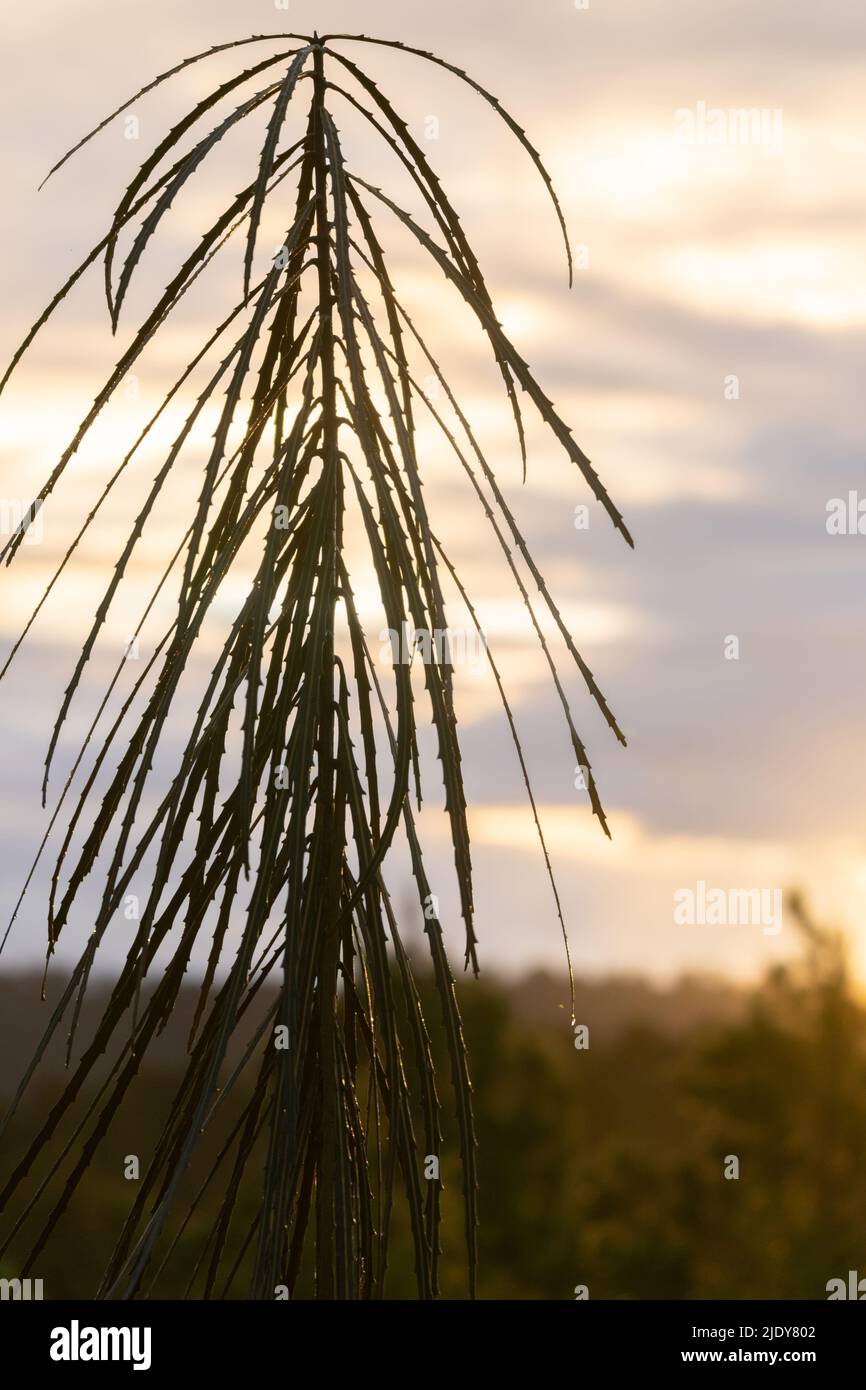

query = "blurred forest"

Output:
[[1, 893, 864, 1299]]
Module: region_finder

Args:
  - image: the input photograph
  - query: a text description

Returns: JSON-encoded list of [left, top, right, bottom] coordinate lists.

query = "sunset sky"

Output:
[[1, 0, 866, 988]]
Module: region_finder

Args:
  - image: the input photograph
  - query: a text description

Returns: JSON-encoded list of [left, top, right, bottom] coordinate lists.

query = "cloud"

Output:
[[2, 1, 866, 985]]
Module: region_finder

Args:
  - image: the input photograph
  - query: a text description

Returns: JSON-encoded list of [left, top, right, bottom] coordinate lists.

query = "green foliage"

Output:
[[2, 897, 863, 1298]]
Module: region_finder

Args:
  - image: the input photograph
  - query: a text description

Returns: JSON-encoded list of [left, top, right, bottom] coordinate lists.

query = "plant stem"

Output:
[[311, 38, 343, 1300]]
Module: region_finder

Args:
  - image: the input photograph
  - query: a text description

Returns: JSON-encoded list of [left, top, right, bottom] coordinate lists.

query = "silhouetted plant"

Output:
[[0, 31, 630, 1298]]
